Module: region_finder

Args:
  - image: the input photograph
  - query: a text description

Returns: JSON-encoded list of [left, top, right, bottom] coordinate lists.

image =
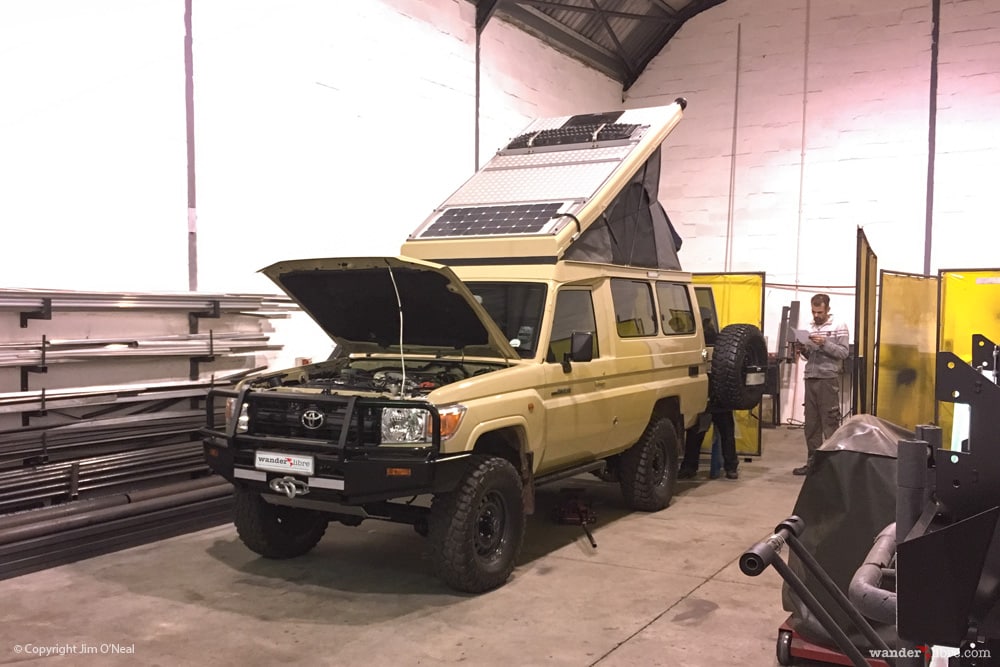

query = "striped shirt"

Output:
[[801, 313, 850, 379]]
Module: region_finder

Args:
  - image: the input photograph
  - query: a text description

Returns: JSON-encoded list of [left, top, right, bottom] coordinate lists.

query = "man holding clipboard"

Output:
[[791, 293, 850, 475]]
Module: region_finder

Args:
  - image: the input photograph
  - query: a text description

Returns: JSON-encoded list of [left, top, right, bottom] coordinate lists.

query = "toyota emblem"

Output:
[[301, 409, 325, 429]]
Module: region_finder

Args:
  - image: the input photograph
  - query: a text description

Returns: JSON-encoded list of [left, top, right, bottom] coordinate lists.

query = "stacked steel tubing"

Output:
[[0, 287, 296, 578], [0, 476, 233, 580], [0, 287, 296, 315]]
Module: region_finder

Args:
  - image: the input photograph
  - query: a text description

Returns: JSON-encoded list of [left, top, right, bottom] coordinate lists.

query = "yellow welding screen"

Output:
[[874, 271, 938, 430], [692, 273, 765, 456], [938, 269, 1000, 443], [854, 228, 878, 415]]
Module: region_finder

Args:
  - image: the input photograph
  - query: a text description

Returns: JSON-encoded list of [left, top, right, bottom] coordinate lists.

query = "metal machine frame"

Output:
[[742, 334, 1000, 667]]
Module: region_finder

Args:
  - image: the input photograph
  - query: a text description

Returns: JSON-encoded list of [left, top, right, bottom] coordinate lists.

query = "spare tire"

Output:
[[710, 323, 768, 410]]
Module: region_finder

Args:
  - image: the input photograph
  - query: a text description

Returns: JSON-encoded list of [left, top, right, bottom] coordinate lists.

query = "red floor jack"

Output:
[[553, 488, 598, 548], [741, 516, 893, 667]]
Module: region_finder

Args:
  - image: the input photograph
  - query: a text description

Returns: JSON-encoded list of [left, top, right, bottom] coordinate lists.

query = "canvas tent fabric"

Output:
[[563, 148, 683, 270], [781, 414, 914, 650]]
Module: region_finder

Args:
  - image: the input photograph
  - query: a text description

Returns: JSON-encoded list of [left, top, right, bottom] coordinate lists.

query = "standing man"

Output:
[[793, 293, 849, 475]]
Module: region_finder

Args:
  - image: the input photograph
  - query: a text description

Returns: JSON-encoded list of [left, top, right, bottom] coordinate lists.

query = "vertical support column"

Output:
[[188, 301, 220, 382], [474, 0, 499, 172], [184, 0, 198, 291]]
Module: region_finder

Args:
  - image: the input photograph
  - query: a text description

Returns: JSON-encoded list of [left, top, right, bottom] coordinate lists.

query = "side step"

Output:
[[534, 460, 606, 488]]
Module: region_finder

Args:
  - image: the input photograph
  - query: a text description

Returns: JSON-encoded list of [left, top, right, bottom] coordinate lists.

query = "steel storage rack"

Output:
[[0, 287, 299, 578]]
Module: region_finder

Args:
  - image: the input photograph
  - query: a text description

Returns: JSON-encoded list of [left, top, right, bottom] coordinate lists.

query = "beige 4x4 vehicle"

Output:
[[202, 99, 767, 592]]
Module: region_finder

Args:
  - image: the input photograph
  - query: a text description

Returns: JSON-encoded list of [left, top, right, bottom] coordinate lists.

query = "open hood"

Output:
[[261, 256, 519, 360]]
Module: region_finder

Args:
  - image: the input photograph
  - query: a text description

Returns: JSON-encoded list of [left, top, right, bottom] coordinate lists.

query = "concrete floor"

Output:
[[1, 426, 816, 666]]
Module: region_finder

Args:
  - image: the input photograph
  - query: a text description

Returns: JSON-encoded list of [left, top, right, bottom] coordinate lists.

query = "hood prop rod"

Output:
[[385, 263, 407, 398]]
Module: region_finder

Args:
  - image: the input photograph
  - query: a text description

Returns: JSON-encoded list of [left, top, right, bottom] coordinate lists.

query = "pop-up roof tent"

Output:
[[401, 99, 687, 270]]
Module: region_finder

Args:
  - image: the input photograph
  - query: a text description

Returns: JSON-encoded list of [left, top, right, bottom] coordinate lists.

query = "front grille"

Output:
[[230, 392, 440, 460], [249, 396, 366, 444]]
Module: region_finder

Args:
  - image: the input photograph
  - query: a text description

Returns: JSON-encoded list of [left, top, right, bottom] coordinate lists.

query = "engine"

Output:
[[253, 358, 501, 398]]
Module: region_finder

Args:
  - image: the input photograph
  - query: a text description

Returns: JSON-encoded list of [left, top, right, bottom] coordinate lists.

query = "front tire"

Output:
[[429, 456, 525, 593], [619, 417, 679, 511], [233, 487, 328, 559]]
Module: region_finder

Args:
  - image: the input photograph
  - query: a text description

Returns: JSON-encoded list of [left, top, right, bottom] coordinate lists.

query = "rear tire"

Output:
[[619, 418, 679, 511], [429, 456, 525, 593], [233, 487, 328, 559], [711, 323, 768, 410]]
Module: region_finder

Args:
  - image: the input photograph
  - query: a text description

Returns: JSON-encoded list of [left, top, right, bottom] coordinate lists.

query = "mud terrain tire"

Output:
[[619, 417, 679, 511], [429, 456, 525, 593], [711, 323, 768, 410], [233, 487, 329, 559]]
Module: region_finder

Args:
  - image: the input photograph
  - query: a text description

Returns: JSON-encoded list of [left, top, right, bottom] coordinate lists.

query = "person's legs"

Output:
[[713, 411, 738, 478], [818, 376, 842, 441], [680, 427, 705, 478], [709, 431, 722, 478]]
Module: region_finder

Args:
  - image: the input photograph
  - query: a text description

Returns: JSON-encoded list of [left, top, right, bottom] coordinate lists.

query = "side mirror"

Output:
[[561, 331, 594, 373]]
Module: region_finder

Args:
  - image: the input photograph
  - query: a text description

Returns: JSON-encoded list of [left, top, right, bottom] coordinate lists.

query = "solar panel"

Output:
[[419, 203, 564, 238], [505, 123, 640, 150], [563, 111, 625, 127]]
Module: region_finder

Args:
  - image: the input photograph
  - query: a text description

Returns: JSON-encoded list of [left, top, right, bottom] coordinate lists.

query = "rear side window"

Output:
[[548, 289, 599, 361], [611, 279, 657, 337], [657, 282, 696, 335], [694, 286, 721, 344]]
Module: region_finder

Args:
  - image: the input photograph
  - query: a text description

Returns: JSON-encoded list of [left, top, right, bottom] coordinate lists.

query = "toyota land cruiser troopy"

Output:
[[202, 99, 767, 592]]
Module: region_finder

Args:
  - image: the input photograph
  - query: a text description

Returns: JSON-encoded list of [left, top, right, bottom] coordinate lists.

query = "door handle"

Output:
[[594, 380, 606, 388], [551, 387, 571, 396]]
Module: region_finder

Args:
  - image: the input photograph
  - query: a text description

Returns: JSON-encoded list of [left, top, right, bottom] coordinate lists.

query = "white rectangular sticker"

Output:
[[255, 450, 314, 476]]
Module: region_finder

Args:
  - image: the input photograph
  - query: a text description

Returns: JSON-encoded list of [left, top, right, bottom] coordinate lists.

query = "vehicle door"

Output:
[[538, 287, 613, 472], [603, 277, 665, 447]]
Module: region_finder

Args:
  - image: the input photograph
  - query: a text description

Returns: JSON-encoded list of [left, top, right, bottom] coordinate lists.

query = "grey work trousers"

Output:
[[804, 376, 841, 463]]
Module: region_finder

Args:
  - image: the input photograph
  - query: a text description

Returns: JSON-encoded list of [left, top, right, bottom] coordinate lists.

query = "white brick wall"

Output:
[[629, 0, 1000, 423], [934, 0, 1000, 271]]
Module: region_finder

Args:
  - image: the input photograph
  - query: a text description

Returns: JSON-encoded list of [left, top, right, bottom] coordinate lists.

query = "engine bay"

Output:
[[246, 356, 505, 398]]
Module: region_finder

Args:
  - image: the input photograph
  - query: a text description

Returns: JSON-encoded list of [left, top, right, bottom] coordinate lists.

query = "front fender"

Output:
[[466, 414, 534, 456]]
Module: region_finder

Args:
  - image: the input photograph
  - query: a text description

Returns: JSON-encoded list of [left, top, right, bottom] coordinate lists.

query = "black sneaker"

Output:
[[725, 470, 739, 480], [678, 468, 697, 479], [792, 465, 809, 476]]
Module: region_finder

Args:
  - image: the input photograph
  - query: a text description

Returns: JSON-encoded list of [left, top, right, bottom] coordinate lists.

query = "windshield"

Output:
[[467, 282, 547, 359]]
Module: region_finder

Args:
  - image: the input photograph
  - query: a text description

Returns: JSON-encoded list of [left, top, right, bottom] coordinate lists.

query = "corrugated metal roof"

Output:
[[473, 0, 727, 90]]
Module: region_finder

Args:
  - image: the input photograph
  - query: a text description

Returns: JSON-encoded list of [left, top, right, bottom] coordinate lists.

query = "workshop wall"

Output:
[[5, 0, 998, 422], [0, 0, 619, 295], [636, 0, 1000, 279], [629, 0, 1000, 423], [0, 0, 187, 292]]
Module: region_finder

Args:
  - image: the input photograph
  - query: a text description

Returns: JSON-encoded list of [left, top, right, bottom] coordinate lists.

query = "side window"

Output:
[[548, 289, 598, 362], [610, 279, 657, 337], [693, 286, 721, 345], [657, 282, 696, 335], [468, 282, 547, 359]]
